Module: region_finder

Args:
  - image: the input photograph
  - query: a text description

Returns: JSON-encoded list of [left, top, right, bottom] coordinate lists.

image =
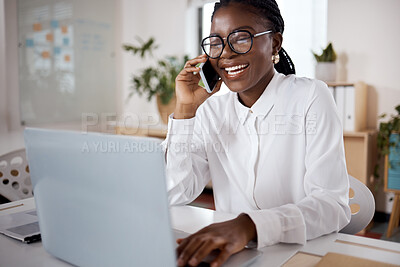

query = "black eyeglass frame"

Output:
[[201, 29, 273, 59]]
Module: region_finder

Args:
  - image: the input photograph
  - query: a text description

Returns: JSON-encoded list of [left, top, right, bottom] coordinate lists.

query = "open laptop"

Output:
[[24, 128, 261, 266]]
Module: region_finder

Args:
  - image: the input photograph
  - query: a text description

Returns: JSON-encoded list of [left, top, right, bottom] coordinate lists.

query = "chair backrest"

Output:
[[0, 149, 33, 202], [340, 175, 375, 234]]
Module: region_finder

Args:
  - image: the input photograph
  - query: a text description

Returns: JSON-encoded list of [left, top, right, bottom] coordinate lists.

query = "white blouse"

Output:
[[162, 72, 351, 248]]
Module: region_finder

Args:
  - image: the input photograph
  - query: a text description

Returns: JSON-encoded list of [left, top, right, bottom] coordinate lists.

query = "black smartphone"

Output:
[[199, 59, 220, 93]]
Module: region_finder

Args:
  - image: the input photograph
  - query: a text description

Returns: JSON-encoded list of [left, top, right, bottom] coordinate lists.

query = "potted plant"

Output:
[[123, 37, 188, 124], [375, 105, 400, 187], [313, 42, 337, 82]]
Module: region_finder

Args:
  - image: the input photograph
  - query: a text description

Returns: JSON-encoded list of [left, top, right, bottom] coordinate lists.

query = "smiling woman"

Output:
[[201, 0, 327, 79], [164, 1, 351, 267]]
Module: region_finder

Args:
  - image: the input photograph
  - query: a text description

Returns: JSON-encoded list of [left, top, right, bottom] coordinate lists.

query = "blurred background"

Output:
[[1, 0, 400, 239]]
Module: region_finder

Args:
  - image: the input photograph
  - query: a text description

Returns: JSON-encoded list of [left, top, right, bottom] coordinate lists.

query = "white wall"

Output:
[[2, 0, 399, 130], [0, 0, 20, 133], [327, 0, 400, 128], [120, 0, 400, 129], [0, 0, 6, 133], [278, 0, 327, 78], [4, 0, 20, 132], [120, 0, 187, 127], [328, 0, 400, 213]]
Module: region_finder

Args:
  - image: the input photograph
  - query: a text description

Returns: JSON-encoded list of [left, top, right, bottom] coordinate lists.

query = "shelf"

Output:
[[343, 130, 377, 187]]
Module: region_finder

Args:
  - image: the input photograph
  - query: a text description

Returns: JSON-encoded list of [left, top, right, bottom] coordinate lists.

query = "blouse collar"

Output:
[[233, 71, 283, 125]]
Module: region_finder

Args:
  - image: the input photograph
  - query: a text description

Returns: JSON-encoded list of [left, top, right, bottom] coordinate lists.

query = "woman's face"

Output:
[[209, 3, 281, 94]]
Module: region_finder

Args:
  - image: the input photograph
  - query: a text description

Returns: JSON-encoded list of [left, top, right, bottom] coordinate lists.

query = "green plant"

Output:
[[123, 37, 188, 105], [312, 42, 337, 62], [374, 105, 400, 178]]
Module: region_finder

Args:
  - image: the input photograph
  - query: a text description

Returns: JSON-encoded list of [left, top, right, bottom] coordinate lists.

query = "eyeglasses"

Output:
[[201, 29, 273, 59]]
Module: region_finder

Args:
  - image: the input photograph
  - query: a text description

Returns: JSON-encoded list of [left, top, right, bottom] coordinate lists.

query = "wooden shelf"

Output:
[[327, 82, 355, 87], [343, 130, 377, 187]]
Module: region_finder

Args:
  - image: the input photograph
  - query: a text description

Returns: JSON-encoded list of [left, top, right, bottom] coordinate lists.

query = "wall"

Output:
[[327, 0, 400, 128], [122, 0, 400, 128], [120, 0, 187, 127], [0, 0, 6, 133], [0, 0, 20, 133], [2, 1, 399, 129], [4, 0, 20, 132], [277, 0, 327, 78], [328, 0, 400, 213]]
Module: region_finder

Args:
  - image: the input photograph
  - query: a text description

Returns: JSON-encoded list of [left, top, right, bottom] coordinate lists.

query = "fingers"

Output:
[[185, 54, 207, 68], [177, 237, 235, 267], [176, 237, 190, 255], [176, 233, 229, 267], [175, 216, 254, 267], [177, 54, 206, 80], [176, 237, 204, 266], [188, 240, 219, 266], [180, 54, 207, 75], [211, 246, 234, 267], [180, 66, 200, 75]]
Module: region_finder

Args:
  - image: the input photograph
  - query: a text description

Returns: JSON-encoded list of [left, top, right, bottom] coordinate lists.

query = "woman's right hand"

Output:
[[174, 54, 222, 119]]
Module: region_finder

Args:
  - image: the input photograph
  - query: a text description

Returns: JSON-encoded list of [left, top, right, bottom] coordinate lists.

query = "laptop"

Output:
[[24, 128, 261, 266], [0, 209, 41, 243]]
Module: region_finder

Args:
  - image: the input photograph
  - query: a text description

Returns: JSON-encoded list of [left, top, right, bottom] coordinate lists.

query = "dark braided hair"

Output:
[[212, 0, 296, 75]]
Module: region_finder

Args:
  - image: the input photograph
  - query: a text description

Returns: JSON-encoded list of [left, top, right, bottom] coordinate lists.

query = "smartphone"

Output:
[[199, 59, 220, 93]]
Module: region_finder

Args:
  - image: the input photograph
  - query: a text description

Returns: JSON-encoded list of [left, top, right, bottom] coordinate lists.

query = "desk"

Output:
[[1, 198, 400, 267]]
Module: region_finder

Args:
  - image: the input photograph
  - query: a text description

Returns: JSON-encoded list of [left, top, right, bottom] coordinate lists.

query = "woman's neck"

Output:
[[237, 71, 275, 108]]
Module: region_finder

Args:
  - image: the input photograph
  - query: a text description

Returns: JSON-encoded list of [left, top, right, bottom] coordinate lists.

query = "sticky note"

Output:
[[61, 26, 68, 34], [64, 55, 71, 62], [26, 39, 34, 47], [63, 38, 69, 46], [46, 33, 53, 42], [42, 51, 50, 59], [33, 23, 42, 32], [53, 47, 61, 55], [51, 20, 59, 28]]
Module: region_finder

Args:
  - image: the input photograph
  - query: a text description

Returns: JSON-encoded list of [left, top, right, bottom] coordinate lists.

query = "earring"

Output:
[[271, 52, 280, 64]]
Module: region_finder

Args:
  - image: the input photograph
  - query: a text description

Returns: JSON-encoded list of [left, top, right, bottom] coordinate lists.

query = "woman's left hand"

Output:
[[176, 213, 257, 267]]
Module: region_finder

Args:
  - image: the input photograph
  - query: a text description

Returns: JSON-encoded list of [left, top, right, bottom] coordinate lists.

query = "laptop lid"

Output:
[[24, 128, 176, 267]]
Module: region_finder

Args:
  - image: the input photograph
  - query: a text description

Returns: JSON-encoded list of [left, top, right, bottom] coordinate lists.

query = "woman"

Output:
[[163, 0, 351, 266]]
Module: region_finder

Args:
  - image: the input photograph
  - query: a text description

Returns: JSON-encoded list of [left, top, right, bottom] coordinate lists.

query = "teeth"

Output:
[[228, 69, 245, 75], [225, 64, 248, 72]]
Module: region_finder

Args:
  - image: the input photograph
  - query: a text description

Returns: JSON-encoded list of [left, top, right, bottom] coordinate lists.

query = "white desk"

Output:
[[1, 198, 400, 267]]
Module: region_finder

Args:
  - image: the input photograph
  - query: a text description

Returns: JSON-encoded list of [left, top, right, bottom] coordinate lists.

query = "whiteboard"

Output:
[[17, 0, 116, 125]]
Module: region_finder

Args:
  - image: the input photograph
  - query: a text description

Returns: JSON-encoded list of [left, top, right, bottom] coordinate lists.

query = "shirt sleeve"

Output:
[[246, 81, 351, 249], [161, 113, 211, 206]]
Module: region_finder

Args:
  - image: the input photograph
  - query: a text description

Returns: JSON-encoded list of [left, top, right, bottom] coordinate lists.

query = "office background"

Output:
[[0, 0, 400, 213]]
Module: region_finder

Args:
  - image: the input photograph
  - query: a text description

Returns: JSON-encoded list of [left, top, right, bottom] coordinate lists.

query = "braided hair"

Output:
[[212, 0, 296, 75]]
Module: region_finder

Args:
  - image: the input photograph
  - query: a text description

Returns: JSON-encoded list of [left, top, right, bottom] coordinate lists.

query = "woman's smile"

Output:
[[221, 63, 249, 79], [209, 2, 279, 106]]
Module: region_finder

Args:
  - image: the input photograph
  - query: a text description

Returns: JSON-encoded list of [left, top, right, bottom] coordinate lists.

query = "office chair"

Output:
[[0, 149, 33, 202], [339, 175, 375, 234]]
